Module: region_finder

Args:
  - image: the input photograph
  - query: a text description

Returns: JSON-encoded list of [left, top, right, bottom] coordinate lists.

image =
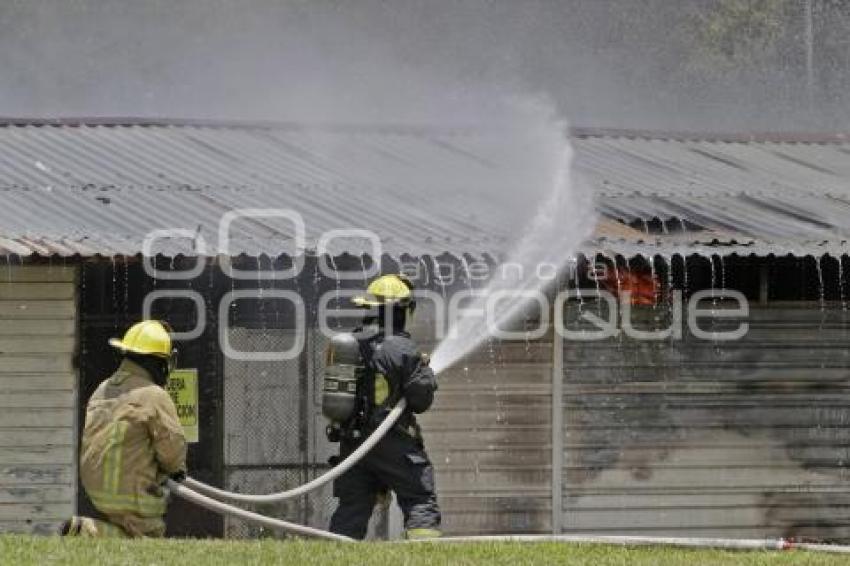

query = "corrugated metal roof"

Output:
[[578, 131, 850, 256], [0, 120, 849, 258], [0, 122, 520, 257]]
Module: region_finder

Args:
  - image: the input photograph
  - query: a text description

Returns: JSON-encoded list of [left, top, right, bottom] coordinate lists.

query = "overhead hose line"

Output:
[[180, 399, 407, 504]]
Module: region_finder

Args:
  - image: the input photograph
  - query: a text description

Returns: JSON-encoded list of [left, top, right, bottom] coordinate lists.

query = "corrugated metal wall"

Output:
[[560, 302, 850, 540], [418, 337, 553, 535], [0, 265, 78, 534]]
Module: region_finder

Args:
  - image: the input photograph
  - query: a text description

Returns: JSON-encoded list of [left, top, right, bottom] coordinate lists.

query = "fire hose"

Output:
[[166, 399, 407, 540], [164, 486, 850, 554], [180, 399, 407, 504], [165, 398, 850, 553], [165, 478, 352, 542]]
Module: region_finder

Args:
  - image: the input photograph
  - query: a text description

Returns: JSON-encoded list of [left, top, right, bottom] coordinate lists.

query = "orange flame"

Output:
[[599, 268, 658, 306]]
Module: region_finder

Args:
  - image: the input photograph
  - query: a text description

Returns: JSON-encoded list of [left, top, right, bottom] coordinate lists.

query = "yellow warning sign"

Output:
[[166, 369, 199, 443]]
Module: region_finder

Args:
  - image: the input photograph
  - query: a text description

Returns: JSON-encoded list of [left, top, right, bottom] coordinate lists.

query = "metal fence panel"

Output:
[[418, 337, 553, 535]]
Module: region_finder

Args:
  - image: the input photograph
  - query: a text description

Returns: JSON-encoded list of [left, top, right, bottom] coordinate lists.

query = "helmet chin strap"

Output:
[[168, 348, 179, 375], [126, 352, 172, 387]]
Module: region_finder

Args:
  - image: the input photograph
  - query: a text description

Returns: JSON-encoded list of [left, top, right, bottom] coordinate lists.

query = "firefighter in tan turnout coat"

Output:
[[61, 320, 187, 537]]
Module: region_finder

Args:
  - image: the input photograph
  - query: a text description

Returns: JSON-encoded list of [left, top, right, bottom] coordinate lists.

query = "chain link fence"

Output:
[[223, 327, 387, 539]]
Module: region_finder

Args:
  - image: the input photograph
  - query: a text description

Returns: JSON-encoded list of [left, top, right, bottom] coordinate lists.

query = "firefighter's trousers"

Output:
[[330, 428, 441, 540]]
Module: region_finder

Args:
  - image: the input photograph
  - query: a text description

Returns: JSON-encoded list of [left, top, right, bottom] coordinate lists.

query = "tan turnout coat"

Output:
[[79, 358, 187, 537]]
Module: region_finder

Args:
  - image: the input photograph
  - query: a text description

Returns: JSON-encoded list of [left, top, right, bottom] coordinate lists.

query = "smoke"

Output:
[[1, 1, 847, 131]]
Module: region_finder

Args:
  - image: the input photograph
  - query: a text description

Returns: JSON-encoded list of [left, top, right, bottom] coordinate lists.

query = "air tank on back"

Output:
[[322, 332, 366, 438]]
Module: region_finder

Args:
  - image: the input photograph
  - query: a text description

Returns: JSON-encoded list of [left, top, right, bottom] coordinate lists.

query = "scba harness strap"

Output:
[[323, 330, 416, 444], [343, 334, 379, 442], [355, 334, 418, 440]]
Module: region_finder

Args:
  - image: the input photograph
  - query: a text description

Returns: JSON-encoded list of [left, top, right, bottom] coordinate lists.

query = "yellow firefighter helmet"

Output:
[[108, 320, 174, 358], [352, 274, 414, 308]]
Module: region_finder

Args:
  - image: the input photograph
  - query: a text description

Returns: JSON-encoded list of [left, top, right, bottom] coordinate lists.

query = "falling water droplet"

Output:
[[665, 254, 674, 301], [123, 256, 129, 318], [257, 256, 266, 337], [433, 256, 448, 301], [815, 254, 826, 312], [592, 255, 603, 318], [359, 255, 373, 334], [610, 253, 622, 298], [418, 256, 431, 287], [648, 253, 658, 309], [709, 254, 716, 301], [609, 253, 624, 349], [207, 255, 214, 290], [269, 255, 280, 332], [574, 257, 584, 319], [111, 256, 118, 331], [709, 254, 719, 350], [359, 255, 369, 283]]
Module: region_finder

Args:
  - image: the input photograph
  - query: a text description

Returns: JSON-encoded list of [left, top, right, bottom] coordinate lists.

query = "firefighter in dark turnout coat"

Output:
[[325, 274, 441, 539]]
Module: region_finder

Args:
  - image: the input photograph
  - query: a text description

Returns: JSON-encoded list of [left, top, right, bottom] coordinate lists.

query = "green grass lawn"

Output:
[[2, 535, 849, 566]]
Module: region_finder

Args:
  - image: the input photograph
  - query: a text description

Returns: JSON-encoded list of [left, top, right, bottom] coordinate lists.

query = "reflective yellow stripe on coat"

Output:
[[102, 420, 128, 494], [87, 490, 167, 517], [94, 420, 167, 517]]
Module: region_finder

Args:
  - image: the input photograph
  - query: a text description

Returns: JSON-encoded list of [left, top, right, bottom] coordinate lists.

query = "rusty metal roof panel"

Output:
[[573, 133, 850, 255]]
